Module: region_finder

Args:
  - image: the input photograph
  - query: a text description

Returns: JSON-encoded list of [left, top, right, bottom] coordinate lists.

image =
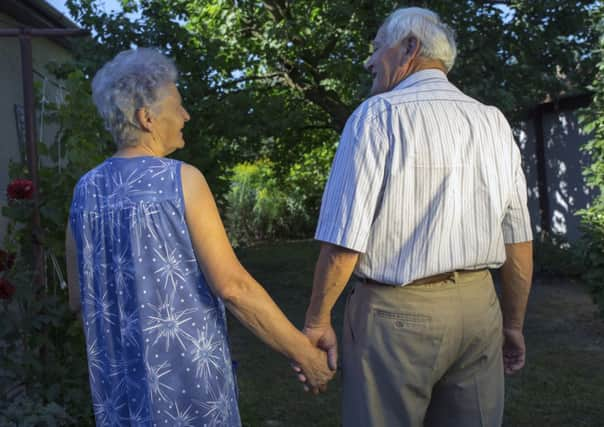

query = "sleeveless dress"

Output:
[[69, 156, 241, 427]]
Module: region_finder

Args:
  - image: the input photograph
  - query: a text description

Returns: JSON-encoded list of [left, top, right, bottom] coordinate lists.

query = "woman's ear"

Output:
[[135, 107, 153, 132]]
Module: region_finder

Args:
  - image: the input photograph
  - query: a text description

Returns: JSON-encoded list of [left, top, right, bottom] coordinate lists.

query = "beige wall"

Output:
[[0, 12, 74, 244]]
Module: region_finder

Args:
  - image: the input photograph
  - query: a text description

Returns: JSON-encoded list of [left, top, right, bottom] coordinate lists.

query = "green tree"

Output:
[[65, 0, 598, 182], [579, 4, 604, 317]]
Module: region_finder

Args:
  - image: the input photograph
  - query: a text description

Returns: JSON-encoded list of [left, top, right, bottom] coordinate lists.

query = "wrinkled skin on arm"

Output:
[[500, 240, 533, 375], [181, 163, 334, 392], [302, 243, 360, 372]]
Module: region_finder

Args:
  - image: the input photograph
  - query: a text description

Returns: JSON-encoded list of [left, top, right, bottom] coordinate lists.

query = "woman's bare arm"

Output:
[[181, 163, 334, 390]]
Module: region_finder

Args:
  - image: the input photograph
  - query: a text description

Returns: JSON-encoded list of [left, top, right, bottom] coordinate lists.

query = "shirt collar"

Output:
[[392, 68, 448, 92]]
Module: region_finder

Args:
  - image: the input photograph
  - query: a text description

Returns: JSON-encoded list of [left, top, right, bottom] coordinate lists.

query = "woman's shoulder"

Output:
[[181, 162, 213, 189], [180, 162, 204, 180], [180, 163, 214, 204], [74, 160, 110, 188]]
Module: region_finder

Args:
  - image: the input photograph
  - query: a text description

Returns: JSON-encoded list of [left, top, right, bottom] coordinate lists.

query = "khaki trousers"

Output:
[[342, 270, 504, 427]]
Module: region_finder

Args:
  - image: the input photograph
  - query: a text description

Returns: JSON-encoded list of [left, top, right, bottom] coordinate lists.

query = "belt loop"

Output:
[[453, 271, 459, 283]]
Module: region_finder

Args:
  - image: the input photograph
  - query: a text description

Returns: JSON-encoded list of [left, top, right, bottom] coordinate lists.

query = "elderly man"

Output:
[[302, 7, 533, 427]]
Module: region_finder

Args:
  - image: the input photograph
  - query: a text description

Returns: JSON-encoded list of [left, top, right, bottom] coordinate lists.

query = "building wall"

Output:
[[0, 12, 73, 243], [517, 109, 595, 242]]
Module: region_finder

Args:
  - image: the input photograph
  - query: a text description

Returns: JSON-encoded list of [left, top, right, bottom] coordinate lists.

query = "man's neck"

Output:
[[406, 57, 447, 76]]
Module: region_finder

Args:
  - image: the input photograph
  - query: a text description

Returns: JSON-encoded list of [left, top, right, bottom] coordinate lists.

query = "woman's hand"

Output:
[[294, 344, 335, 394]]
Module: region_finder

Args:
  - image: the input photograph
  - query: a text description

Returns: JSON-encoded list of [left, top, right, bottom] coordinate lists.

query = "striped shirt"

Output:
[[315, 69, 532, 286]]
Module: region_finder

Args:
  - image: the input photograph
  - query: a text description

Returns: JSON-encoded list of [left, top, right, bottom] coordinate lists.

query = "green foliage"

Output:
[[280, 143, 335, 236], [224, 160, 288, 246], [2, 1, 600, 421], [0, 69, 106, 425], [224, 144, 333, 246], [533, 233, 585, 277], [62, 0, 599, 207], [0, 267, 92, 426], [579, 5, 604, 318]]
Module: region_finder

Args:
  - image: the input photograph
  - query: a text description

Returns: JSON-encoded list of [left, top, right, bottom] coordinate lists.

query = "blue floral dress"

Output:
[[69, 156, 241, 427]]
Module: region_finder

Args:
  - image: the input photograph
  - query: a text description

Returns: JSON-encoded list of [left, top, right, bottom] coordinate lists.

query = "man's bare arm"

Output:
[[500, 241, 533, 330], [305, 243, 359, 327], [302, 242, 359, 370], [499, 240, 533, 374]]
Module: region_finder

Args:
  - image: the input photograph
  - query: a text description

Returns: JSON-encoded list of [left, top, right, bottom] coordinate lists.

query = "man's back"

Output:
[[307, 8, 533, 427], [316, 69, 532, 285]]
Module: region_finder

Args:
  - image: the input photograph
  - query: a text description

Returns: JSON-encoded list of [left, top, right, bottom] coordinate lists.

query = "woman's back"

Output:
[[69, 156, 240, 426]]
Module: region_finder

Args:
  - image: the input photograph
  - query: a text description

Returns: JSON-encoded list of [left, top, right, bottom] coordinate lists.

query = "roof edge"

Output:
[[0, 0, 80, 30]]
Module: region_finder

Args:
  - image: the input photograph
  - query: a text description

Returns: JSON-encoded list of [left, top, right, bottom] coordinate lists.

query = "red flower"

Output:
[[0, 277, 16, 300], [0, 250, 15, 272], [7, 179, 34, 200]]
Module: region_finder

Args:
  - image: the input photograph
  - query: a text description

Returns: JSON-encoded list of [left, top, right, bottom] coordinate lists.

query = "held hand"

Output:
[[292, 345, 335, 394], [303, 323, 338, 371], [291, 323, 338, 394], [503, 327, 526, 375]]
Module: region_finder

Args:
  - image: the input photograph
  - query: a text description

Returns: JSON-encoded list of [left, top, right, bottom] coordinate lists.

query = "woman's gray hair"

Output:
[[379, 7, 457, 71], [91, 48, 178, 148]]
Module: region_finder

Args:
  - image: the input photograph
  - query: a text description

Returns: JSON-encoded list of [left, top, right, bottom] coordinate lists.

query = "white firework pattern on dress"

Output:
[[190, 328, 224, 383], [72, 158, 241, 426], [148, 157, 177, 181], [143, 294, 196, 351], [113, 244, 135, 298], [86, 289, 116, 325], [93, 386, 127, 426], [130, 203, 161, 255], [109, 354, 142, 396], [164, 402, 197, 427], [80, 229, 106, 291], [85, 337, 104, 384], [130, 398, 152, 425], [106, 169, 156, 206], [152, 244, 194, 291], [118, 305, 140, 348], [196, 380, 237, 427], [145, 358, 175, 402]]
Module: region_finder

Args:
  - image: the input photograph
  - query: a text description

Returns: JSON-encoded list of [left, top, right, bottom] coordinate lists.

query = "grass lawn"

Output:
[[231, 240, 604, 427]]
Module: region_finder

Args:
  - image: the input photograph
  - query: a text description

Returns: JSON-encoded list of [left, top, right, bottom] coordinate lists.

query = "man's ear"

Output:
[[400, 36, 420, 65], [135, 107, 153, 132]]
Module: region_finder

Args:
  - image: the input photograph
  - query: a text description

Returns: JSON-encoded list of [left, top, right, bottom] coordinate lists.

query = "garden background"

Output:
[[1, 0, 604, 425]]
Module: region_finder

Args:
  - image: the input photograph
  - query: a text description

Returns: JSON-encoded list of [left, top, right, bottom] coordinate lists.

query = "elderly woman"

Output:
[[65, 48, 333, 426]]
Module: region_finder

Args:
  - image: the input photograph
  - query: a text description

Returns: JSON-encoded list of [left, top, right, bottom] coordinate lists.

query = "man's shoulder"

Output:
[[351, 94, 392, 121], [348, 83, 511, 132]]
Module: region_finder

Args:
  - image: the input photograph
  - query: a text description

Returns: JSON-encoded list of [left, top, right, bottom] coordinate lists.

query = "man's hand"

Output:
[[303, 323, 338, 371], [294, 242, 357, 393], [291, 324, 338, 394], [503, 327, 526, 375], [292, 339, 335, 394]]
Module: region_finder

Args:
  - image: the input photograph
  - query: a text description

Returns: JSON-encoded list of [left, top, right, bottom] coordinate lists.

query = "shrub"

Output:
[[224, 144, 334, 247], [579, 6, 604, 317], [533, 233, 585, 277], [0, 266, 92, 426], [0, 69, 108, 425], [224, 160, 288, 246]]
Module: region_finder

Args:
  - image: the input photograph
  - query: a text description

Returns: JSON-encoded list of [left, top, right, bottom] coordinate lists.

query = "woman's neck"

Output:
[[113, 141, 163, 158]]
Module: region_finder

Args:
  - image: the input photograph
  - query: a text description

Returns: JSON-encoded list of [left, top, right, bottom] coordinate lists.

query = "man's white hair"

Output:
[[379, 7, 457, 71], [92, 48, 178, 148]]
